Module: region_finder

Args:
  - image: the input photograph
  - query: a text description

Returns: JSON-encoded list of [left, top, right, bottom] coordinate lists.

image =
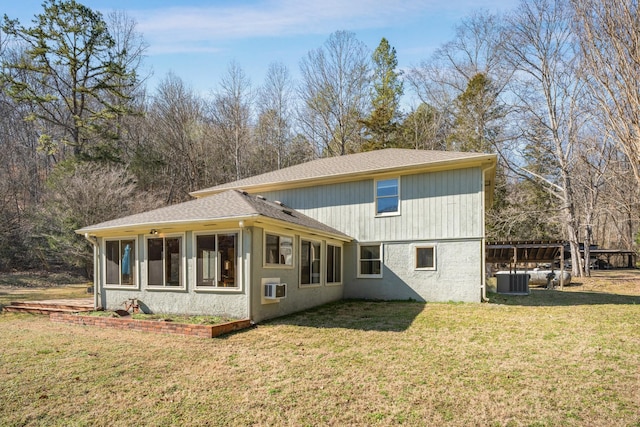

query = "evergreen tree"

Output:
[[448, 73, 501, 153], [361, 38, 404, 151], [1, 0, 136, 163]]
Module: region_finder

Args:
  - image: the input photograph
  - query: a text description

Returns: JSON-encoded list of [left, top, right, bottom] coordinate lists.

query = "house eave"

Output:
[[75, 214, 351, 242], [75, 214, 259, 237], [482, 160, 497, 208], [190, 155, 497, 199], [253, 217, 352, 243]]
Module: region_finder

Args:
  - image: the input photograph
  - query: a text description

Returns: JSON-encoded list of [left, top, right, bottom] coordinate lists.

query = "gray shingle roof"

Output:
[[191, 148, 496, 198], [76, 190, 349, 238]]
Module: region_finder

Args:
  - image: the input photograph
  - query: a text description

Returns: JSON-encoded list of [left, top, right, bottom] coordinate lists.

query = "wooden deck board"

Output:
[[3, 298, 94, 314]]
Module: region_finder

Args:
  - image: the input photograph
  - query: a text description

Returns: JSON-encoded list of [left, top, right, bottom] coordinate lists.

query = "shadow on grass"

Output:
[[488, 287, 640, 306], [265, 299, 426, 332]]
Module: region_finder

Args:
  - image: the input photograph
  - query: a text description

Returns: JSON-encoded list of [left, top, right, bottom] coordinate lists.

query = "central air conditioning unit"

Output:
[[264, 283, 287, 299]]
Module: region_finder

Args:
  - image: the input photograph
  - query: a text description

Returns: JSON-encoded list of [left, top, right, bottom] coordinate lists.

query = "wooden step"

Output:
[[9, 301, 93, 311], [3, 305, 87, 315], [3, 298, 94, 314]]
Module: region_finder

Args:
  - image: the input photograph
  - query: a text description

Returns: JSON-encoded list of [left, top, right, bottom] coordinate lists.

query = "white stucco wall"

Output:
[[249, 226, 344, 323], [101, 289, 249, 318], [344, 239, 483, 303], [97, 232, 249, 319]]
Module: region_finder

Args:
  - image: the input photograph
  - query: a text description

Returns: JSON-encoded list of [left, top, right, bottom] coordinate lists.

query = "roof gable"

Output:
[[190, 148, 497, 198]]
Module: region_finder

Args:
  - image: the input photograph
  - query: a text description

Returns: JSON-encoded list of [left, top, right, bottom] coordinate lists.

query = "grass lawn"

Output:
[[0, 270, 639, 426], [0, 271, 90, 311]]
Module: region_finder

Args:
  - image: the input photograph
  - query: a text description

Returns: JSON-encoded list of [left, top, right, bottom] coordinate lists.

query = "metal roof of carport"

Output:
[[486, 241, 565, 264]]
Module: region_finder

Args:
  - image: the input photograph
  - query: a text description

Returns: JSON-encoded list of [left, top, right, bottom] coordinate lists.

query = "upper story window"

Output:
[[375, 178, 399, 216], [265, 233, 293, 266], [105, 239, 136, 287]]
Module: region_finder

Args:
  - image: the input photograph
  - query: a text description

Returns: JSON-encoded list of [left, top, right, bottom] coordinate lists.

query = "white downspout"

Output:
[[481, 239, 488, 302], [480, 164, 492, 302], [84, 233, 99, 310], [242, 224, 253, 323]]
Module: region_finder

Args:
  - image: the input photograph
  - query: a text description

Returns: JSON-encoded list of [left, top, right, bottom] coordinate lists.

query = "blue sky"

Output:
[[4, 0, 516, 100]]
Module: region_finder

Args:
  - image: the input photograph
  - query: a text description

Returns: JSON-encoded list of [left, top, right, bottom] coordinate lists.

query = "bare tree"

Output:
[[504, 0, 586, 276], [37, 163, 163, 274], [572, 0, 640, 185], [298, 30, 371, 156], [211, 61, 253, 181], [0, 40, 52, 269], [145, 73, 214, 203], [573, 131, 613, 275], [401, 103, 449, 151], [255, 62, 294, 171], [407, 11, 512, 152], [596, 154, 640, 250], [106, 10, 149, 91]]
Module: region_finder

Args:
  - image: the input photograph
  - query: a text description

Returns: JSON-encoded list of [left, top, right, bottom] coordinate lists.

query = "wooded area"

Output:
[[0, 0, 638, 277]]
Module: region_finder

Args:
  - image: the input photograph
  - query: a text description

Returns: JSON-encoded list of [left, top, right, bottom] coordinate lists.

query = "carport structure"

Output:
[[585, 248, 637, 269], [486, 240, 566, 288]]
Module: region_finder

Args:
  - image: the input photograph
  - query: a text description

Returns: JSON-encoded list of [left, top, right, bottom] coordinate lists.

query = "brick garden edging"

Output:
[[50, 312, 252, 338]]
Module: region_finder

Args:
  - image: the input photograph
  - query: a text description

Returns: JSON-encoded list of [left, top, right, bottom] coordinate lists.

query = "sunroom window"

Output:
[[147, 236, 183, 287], [326, 244, 342, 284], [105, 239, 135, 286], [265, 233, 293, 266], [196, 233, 238, 288], [300, 240, 321, 285]]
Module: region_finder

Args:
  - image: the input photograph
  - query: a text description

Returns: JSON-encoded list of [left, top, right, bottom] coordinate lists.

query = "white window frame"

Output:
[[325, 242, 343, 286], [193, 230, 242, 291], [375, 177, 400, 217], [415, 245, 437, 271], [357, 243, 383, 278], [299, 238, 322, 287], [263, 231, 294, 268], [145, 233, 186, 290], [103, 237, 138, 289]]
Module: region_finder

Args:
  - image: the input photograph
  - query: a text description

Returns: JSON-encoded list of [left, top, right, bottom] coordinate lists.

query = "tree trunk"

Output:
[[584, 223, 592, 277], [562, 175, 584, 278]]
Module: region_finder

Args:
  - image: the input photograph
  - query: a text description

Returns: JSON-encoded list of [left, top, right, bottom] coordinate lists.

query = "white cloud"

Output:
[[132, 0, 515, 55], [133, 0, 436, 54]]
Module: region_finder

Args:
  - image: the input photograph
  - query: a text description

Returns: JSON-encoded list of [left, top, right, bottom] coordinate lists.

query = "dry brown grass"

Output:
[[0, 270, 639, 426], [0, 284, 90, 311], [0, 271, 90, 311], [570, 269, 640, 295], [0, 271, 89, 288]]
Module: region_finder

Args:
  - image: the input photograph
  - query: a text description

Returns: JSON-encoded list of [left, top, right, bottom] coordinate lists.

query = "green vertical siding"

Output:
[[260, 167, 483, 241]]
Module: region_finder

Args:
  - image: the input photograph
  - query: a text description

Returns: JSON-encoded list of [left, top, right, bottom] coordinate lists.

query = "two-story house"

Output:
[[77, 148, 497, 322]]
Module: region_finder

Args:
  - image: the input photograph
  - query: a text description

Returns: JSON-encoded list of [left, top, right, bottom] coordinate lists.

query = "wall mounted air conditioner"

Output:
[[264, 283, 287, 299]]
